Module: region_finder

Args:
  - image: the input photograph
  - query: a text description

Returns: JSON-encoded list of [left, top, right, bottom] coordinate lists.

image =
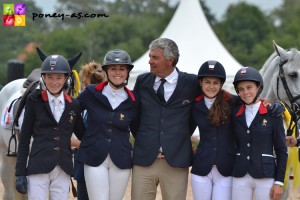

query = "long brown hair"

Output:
[[209, 90, 231, 126]]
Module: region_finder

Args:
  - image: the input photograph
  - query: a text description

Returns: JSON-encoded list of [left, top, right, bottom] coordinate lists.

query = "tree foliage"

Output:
[[214, 2, 272, 68], [1, 0, 300, 88], [270, 0, 300, 48], [214, 0, 300, 69]]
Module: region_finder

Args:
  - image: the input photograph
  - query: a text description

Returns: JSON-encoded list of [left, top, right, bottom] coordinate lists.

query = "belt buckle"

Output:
[[157, 152, 165, 159]]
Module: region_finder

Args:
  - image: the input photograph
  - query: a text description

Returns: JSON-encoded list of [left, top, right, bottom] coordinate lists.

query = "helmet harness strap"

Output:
[[238, 83, 262, 105], [104, 69, 130, 89], [42, 56, 69, 95], [42, 74, 69, 96]]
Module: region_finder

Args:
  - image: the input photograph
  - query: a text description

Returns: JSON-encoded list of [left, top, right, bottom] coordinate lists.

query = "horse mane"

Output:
[[260, 51, 278, 75], [260, 47, 300, 75], [290, 47, 300, 62]]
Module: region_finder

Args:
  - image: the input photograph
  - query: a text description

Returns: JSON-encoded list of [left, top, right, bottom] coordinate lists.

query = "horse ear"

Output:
[[273, 40, 288, 60], [36, 47, 47, 62], [68, 52, 82, 69]]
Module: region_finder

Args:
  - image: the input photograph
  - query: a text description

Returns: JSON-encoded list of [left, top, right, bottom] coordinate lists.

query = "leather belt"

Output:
[[157, 152, 165, 159]]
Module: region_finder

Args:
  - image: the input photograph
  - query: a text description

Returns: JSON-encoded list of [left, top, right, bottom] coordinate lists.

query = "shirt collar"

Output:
[[47, 90, 64, 104], [155, 68, 178, 84], [236, 100, 267, 116], [245, 101, 261, 110], [104, 82, 125, 95]]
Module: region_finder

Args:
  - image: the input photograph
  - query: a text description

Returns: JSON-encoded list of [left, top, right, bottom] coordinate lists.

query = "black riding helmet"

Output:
[[40, 55, 71, 96], [102, 49, 134, 71], [233, 67, 263, 104], [41, 55, 71, 76], [102, 49, 134, 88], [198, 60, 226, 83]]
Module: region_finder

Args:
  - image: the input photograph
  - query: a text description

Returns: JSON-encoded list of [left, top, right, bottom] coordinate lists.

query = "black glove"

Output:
[[16, 176, 27, 194], [268, 102, 284, 117]]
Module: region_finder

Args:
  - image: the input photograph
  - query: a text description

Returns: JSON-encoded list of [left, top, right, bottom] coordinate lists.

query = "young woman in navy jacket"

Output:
[[191, 60, 239, 200], [76, 49, 138, 200], [231, 67, 287, 200]]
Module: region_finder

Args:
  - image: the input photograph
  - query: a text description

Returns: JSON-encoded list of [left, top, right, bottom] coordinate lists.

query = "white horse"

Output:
[[0, 78, 28, 200], [260, 41, 300, 117], [260, 41, 300, 200]]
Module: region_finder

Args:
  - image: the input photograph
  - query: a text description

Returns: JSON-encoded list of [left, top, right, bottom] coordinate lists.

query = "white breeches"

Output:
[[27, 165, 70, 200], [191, 165, 232, 200], [232, 173, 274, 200], [84, 154, 131, 200]]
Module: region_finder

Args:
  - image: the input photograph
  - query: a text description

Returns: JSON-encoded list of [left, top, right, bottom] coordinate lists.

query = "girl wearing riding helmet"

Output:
[[231, 67, 287, 200], [76, 49, 138, 200], [191, 60, 239, 200], [15, 50, 85, 199]]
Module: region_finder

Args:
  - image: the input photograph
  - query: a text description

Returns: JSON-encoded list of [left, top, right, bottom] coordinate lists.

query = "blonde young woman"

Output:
[[76, 50, 138, 200]]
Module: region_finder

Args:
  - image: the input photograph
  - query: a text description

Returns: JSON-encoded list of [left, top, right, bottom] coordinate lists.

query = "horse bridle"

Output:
[[277, 59, 300, 136]]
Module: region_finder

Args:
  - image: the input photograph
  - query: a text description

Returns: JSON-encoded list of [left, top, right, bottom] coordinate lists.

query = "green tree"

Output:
[[270, 0, 300, 48], [0, 0, 52, 87], [53, 0, 175, 29], [0, 1, 46, 86], [214, 2, 273, 68], [201, 0, 216, 25]]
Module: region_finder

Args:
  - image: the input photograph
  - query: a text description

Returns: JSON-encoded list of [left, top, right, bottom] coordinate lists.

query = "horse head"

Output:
[[36, 47, 82, 70], [260, 41, 300, 124]]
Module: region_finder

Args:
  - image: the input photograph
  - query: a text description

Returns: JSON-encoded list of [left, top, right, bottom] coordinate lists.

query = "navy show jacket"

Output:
[[132, 69, 201, 168], [231, 101, 287, 183], [76, 82, 138, 169], [16, 90, 85, 176], [191, 92, 238, 177]]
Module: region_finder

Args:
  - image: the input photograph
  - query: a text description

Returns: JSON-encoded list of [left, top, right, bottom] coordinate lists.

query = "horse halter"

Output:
[[277, 59, 300, 135], [277, 59, 300, 112]]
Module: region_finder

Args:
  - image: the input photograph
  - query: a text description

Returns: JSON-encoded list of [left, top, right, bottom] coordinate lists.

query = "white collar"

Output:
[[155, 68, 178, 84], [104, 83, 125, 95], [47, 90, 64, 104], [204, 96, 216, 109], [245, 101, 261, 110]]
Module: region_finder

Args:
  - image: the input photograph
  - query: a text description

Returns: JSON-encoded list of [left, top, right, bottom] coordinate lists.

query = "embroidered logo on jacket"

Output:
[[69, 111, 76, 123], [120, 113, 124, 120], [262, 119, 267, 126]]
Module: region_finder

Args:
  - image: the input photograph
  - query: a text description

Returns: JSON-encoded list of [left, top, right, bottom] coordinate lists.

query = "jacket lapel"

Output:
[[60, 100, 72, 124], [235, 104, 248, 129], [41, 90, 61, 122], [249, 103, 268, 127], [44, 100, 56, 121], [144, 75, 160, 102], [167, 68, 184, 103]]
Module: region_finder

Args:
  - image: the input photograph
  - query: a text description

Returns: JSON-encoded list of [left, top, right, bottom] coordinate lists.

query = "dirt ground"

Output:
[[1, 173, 299, 199]]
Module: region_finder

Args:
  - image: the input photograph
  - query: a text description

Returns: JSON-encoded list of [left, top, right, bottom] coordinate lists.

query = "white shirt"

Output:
[[102, 83, 128, 110], [153, 68, 178, 102], [47, 91, 65, 122], [245, 101, 261, 127], [204, 97, 216, 110]]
